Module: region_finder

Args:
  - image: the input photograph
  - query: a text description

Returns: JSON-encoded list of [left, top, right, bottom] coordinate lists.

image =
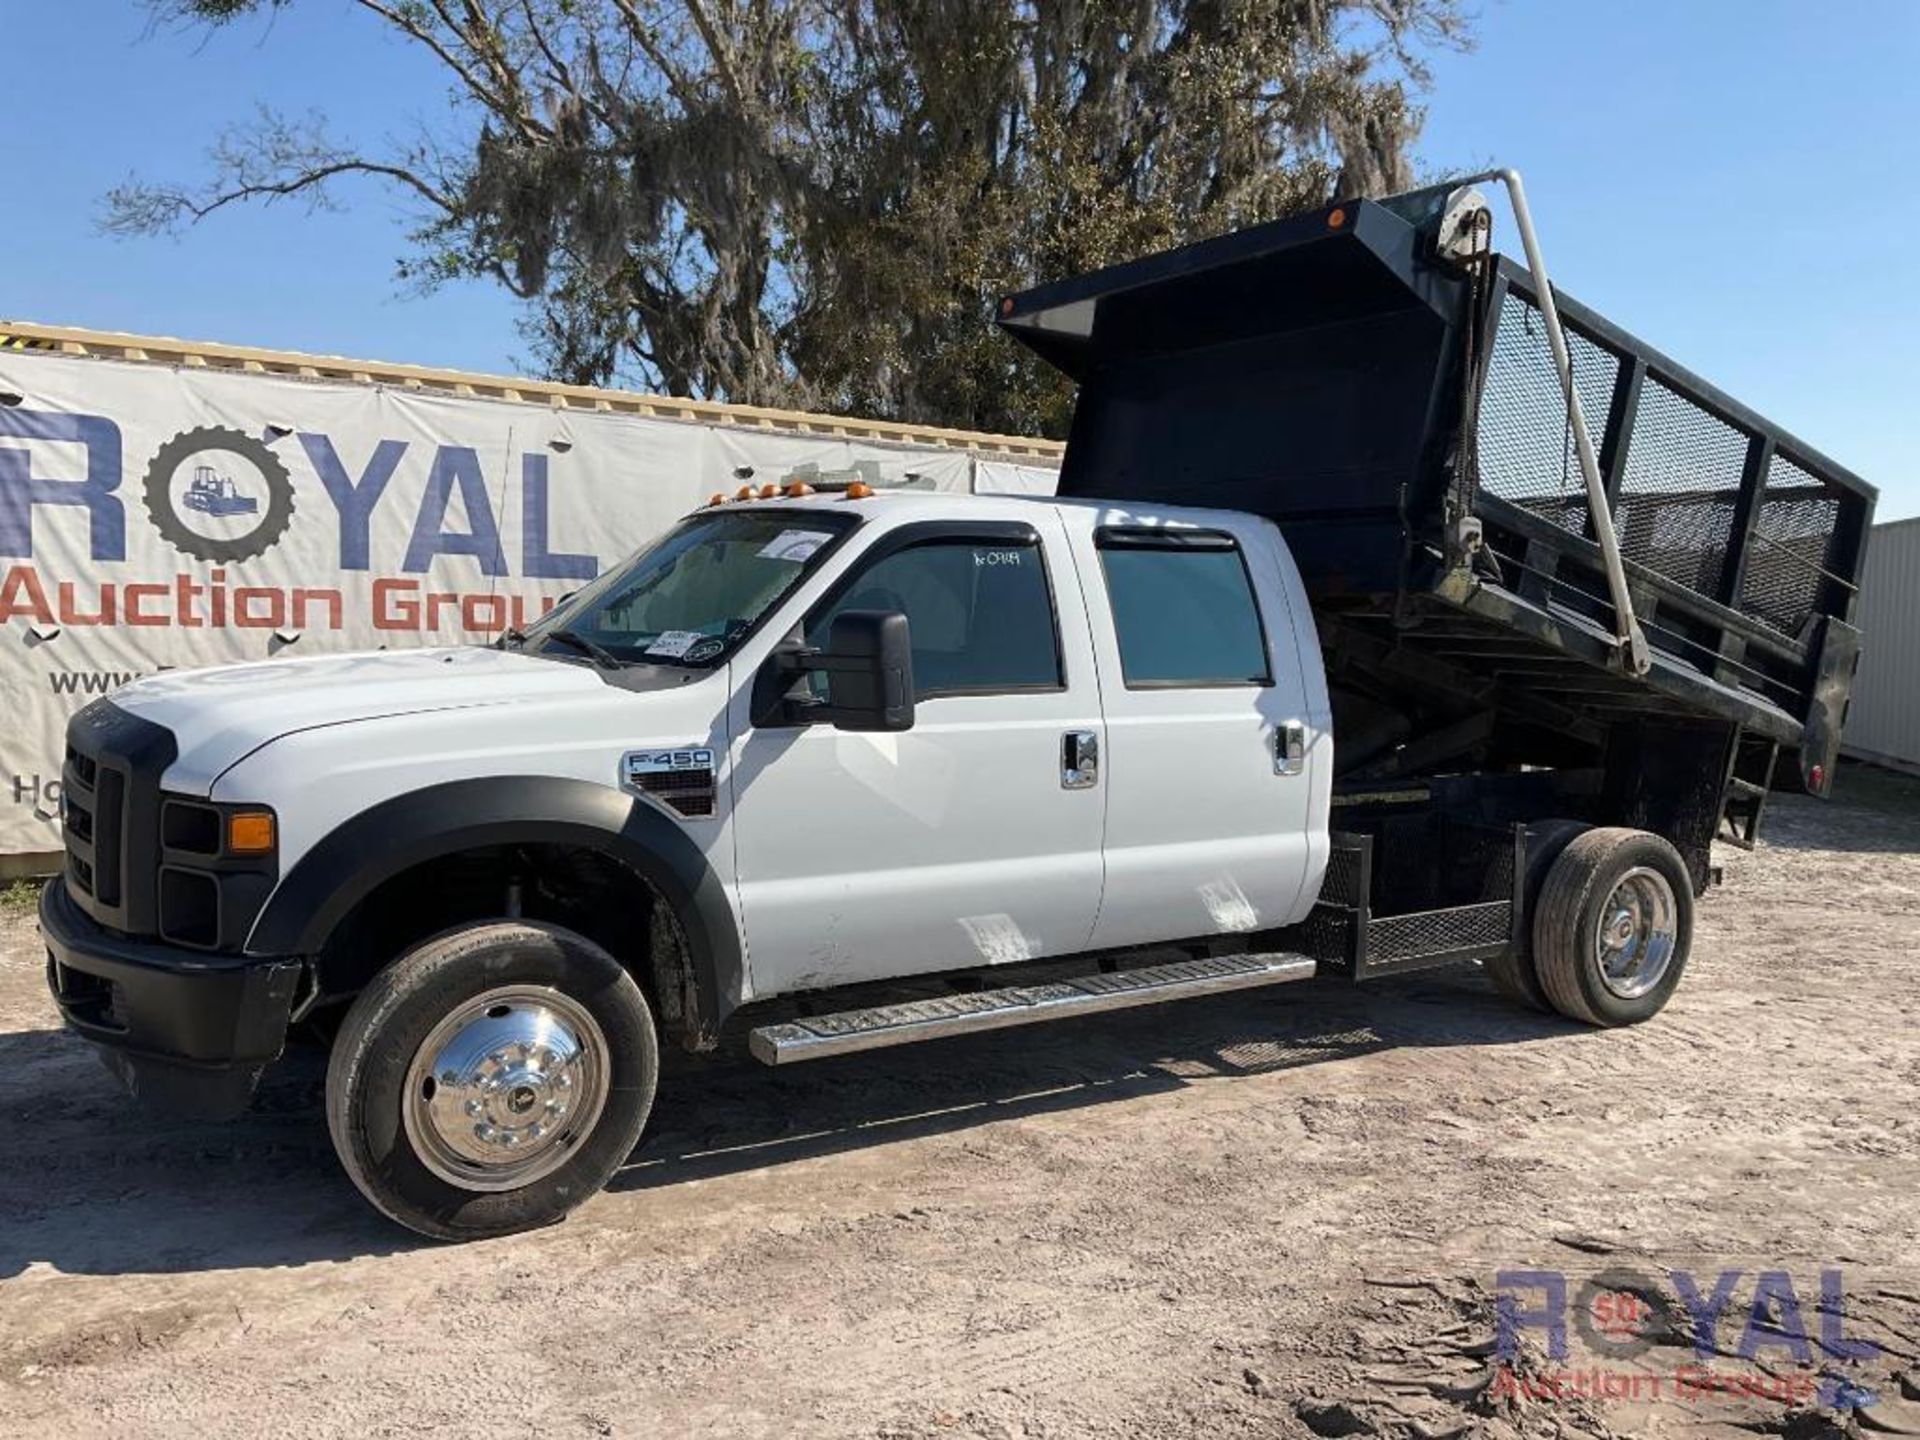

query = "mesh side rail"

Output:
[[1367, 901, 1510, 964], [1616, 375, 1747, 598], [1743, 452, 1846, 636], [1476, 289, 1617, 540], [1474, 275, 1864, 645], [1482, 527, 1808, 705]]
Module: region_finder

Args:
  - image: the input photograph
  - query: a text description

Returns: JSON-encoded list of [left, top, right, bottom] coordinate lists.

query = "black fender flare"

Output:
[[244, 776, 742, 1037]]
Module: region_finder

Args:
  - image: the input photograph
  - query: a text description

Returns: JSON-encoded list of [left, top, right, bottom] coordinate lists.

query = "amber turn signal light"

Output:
[[228, 811, 276, 854]]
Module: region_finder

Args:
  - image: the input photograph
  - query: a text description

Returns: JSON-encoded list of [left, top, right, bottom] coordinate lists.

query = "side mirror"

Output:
[[821, 610, 915, 731], [771, 610, 915, 731]]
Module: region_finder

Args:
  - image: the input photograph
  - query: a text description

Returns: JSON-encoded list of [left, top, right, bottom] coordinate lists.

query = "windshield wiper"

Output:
[[543, 628, 622, 669]]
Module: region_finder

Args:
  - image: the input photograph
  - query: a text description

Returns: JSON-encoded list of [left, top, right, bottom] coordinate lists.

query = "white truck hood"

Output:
[[110, 646, 615, 795]]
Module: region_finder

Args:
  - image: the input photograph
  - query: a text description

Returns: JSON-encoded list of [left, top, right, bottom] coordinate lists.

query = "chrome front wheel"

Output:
[[326, 921, 658, 1241], [402, 985, 612, 1193]]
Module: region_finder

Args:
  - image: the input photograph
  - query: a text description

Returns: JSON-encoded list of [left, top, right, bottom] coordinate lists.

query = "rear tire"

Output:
[[326, 920, 658, 1241], [1532, 828, 1693, 1026], [1483, 818, 1589, 1012]]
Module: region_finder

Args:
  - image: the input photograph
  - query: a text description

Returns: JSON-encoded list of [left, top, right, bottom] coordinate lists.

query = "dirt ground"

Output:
[[2, 767, 1918, 1439]]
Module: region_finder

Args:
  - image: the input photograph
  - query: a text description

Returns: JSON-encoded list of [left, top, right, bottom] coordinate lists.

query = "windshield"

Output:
[[518, 508, 857, 666]]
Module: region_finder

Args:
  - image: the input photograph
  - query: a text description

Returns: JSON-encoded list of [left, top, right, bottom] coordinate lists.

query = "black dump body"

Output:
[[1000, 192, 1875, 825]]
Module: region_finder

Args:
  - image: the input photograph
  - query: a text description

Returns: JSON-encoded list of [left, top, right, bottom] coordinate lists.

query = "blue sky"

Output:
[[3, 2, 1914, 517]]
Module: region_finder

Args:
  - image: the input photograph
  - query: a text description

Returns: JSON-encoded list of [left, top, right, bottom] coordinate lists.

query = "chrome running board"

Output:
[[748, 950, 1318, 1066]]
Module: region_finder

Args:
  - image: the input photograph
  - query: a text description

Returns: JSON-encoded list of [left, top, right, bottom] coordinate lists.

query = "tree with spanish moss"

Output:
[[114, 0, 1469, 436]]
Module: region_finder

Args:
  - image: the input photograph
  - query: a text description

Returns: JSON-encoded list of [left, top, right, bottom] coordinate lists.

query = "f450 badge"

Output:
[[624, 747, 715, 781], [622, 746, 719, 819]]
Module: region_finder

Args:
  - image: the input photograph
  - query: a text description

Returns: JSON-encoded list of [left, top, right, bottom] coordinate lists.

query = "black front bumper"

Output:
[[40, 879, 303, 1119]]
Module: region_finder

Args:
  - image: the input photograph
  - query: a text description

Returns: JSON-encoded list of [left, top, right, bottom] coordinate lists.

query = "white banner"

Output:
[[0, 351, 1055, 856]]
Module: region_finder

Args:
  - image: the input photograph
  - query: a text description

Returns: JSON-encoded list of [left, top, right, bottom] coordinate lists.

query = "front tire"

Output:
[[1532, 828, 1693, 1026], [326, 920, 658, 1240]]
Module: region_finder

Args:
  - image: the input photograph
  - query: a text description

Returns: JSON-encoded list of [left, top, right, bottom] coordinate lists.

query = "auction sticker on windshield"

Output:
[[758, 529, 834, 562], [645, 630, 705, 659]]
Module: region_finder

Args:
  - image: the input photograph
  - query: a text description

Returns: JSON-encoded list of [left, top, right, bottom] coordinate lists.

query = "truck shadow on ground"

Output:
[[615, 968, 1572, 1194], [0, 967, 1581, 1280]]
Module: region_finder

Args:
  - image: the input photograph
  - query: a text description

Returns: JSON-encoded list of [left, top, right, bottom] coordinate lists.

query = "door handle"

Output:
[[1062, 730, 1099, 789], [1274, 720, 1307, 776]]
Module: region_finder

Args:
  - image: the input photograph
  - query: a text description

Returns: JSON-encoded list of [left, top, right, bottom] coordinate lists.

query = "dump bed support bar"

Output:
[[1446, 168, 1651, 675]]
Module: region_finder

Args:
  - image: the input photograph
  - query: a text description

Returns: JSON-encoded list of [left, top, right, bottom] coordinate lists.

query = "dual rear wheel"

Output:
[[1492, 825, 1694, 1026]]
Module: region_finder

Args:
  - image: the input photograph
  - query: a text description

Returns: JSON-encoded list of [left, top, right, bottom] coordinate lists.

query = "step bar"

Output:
[[747, 950, 1319, 1065]]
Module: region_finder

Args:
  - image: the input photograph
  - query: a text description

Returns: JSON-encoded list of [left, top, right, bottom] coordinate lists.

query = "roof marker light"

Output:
[[707, 492, 728, 506], [1327, 206, 1348, 229], [844, 481, 874, 500], [735, 484, 755, 500], [785, 481, 815, 498]]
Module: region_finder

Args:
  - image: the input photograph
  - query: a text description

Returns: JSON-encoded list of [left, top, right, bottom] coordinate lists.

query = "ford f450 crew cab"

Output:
[[42, 177, 1875, 1238]]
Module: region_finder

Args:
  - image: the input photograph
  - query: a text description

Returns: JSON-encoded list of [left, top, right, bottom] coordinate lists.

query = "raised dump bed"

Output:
[[998, 184, 1876, 806]]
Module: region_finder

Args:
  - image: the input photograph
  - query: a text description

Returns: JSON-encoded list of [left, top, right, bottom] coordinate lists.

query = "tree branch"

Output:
[[353, 0, 550, 142], [101, 108, 456, 236], [105, 158, 451, 233]]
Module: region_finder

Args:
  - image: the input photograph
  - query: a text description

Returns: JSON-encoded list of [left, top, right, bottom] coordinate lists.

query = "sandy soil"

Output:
[[2, 767, 1918, 1439]]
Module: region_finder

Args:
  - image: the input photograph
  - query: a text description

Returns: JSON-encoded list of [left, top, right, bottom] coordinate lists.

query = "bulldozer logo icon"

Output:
[[184, 464, 259, 517], [142, 426, 296, 563]]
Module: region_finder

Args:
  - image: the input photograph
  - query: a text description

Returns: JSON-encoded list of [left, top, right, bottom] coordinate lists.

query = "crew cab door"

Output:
[[1065, 512, 1325, 948], [729, 513, 1106, 994]]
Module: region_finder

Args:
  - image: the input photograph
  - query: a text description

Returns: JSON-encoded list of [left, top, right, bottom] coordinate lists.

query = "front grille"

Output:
[[60, 703, 273, 950], [62, 738, 102, 898], [91, 770, 127, 905], [60, 701, 178, 935]]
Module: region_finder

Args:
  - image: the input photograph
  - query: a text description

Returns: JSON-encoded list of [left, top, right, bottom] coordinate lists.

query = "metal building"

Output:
[[1846, 516, 1920, 773]]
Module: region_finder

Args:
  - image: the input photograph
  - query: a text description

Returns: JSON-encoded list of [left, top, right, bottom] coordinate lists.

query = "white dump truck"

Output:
[[42, 179, 1874, 1238]]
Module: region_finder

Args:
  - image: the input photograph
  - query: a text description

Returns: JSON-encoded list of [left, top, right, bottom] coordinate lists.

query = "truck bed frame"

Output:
[[999, 188, 1872, 796], [999, 178, 1875, 947]]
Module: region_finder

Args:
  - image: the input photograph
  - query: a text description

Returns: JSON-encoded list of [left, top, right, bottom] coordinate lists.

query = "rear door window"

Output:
[[1096, 531, 1271, 687]]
